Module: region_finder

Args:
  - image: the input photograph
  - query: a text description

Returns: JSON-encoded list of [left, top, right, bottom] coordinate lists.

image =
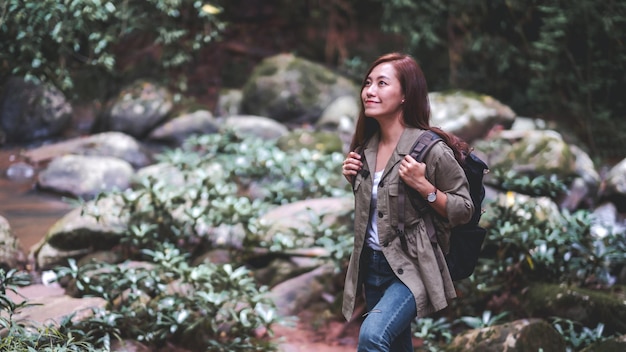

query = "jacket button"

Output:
[[378, 211, 383, 218], [397, 268, 404, 275]]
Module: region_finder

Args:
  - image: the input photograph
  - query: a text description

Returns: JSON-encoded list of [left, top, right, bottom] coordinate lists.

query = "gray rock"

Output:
[[430, 90, 516, 143], [0, 77, 72, 144], [269, 264, 335, 316], [31, 196, 127, 269], [0, 215, 26, 270], [101, 80, 173, 137], [5, 161, 35, 181], [240, 53, 359, 125], [4, 284, 106, 331], [71, 132, 153, 168], [604, 157, 626, 211], [215, 88, 243, 117], [479, 129, 576, 178], [448, 318, 566, 352], [221, 115, 289, 140], [37, 154, 134, 198], [147, 109, 219, 145], [258, 197, 353, 248]]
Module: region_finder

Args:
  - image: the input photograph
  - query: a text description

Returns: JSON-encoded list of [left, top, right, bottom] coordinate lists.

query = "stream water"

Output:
[[0, 147, 73, 254]]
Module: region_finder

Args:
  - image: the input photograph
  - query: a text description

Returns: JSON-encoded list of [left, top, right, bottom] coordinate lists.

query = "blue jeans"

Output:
[[358, 247, 417, 352]]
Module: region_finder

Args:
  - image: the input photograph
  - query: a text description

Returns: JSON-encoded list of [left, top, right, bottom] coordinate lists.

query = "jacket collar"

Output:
[[362, 128, 427, 180]]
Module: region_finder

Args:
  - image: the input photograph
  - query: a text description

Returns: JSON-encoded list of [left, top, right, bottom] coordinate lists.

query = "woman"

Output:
[[341, 52, 474, 351]]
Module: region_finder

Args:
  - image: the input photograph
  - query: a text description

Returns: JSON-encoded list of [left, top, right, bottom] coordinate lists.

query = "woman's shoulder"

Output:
[[400, 128, 452, 157]]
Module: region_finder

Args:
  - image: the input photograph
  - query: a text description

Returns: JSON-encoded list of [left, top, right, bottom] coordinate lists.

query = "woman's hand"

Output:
[[399, 155, 448, 217], [398, 155, 430, 197], [342, 152, 362, 183]]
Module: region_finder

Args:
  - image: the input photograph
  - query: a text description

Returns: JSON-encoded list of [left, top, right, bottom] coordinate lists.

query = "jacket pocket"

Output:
[[387, 181, 399, 228], [390, 182, 421, 227]]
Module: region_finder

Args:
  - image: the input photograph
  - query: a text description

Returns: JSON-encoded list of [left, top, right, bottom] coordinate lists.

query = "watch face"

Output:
[[427, 192, 437, 203]]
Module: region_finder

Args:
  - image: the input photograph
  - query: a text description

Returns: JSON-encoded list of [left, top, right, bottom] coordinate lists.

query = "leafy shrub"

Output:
[[490, 169, 569, 198], [37, 131, 352, 350], [54, 245, 277, 351], [0, 0, 225, 99], [551, 318, 612, 351], [378, 0, 626, 159], [0, 269, 107, 351]]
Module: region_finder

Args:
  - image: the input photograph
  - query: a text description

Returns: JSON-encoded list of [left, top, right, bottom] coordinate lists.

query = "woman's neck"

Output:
[[378, 119, 405, 148]]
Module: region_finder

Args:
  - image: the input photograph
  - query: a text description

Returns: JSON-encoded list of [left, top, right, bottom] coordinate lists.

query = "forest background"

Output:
[[1, 0, 625, 164], [2, 1, 626, 351]]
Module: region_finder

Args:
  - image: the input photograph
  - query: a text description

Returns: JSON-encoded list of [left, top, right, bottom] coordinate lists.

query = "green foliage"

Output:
[[0, 0, 225, 98], [491, 169, 569, 198], [438, 167, 626, 350], [53, 246, 277, 351], [412, 316, 453, 351], [29, 131, 352, 350], [378, 0, 626, 159], [551, 318, 611, 351], [104, 130, 350, 258], [476, 194, 626, 291], [458, 310, 510, 329], [0, 269, 106, 351]]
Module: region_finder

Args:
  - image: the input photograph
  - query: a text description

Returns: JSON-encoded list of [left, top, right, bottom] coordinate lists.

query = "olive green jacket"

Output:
[[342, 128, 474, 321]]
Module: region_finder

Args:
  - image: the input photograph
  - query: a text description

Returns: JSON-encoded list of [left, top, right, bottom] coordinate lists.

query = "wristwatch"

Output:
[[426, 188, 437, 203]]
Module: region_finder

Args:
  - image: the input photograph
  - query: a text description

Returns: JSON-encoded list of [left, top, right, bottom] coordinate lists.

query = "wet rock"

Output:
[[430, 90, 516, 143], [37, 154, 134, 198], [99, 80, 173, 138], [0, 215, 26, 270], [448, 318, 566, 352], [240, 53, 358, 125], [5, 161, 35, 181], [147, 109, 219, 146], [0, 76, 72, 144]]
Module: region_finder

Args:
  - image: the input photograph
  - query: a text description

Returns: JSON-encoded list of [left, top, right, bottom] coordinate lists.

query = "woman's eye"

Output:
[[378, 81, 388, 86]]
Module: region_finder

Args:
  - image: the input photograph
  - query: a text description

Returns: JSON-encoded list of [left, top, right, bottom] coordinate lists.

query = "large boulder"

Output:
[[0, 215, 26, 270], [258, 197, 353, 248], [447, 318, 566, 352], [31, 196, 127, 270], [477, 129, 577, 180], [220, 115, 289, 140], [99, 80, 173, 138], [240, 53, 358, 125], [0, 77, 72, 144], [147, 109, 219, 146], [37, 155, 134, 199], [522, 283, 626, 335], [429, 90, 516, 143], [603, 158, 626, 212]]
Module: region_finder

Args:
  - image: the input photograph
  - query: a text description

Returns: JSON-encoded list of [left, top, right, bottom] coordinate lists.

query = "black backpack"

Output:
[[396, 130, 489, 281]]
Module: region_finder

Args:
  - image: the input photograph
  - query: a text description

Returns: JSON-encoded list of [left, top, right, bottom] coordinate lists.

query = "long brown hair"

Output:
[[349, 52, 469, 164]]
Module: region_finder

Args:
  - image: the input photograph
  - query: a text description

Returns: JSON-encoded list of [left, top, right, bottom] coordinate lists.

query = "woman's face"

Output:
[[361, 62, 404, 122]]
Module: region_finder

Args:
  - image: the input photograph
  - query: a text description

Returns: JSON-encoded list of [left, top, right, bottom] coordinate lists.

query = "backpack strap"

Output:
[[396, 131, 442, 248]]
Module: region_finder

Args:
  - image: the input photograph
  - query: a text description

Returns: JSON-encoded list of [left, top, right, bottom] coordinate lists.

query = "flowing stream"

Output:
[[0, 147, 73, 255]]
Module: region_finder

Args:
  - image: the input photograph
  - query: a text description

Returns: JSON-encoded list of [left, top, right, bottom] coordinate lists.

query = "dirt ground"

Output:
[[272, 309, 360, 352]]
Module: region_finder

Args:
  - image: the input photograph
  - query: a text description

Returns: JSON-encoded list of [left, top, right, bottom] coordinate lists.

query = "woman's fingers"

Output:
[[343, 152, 362, 176]]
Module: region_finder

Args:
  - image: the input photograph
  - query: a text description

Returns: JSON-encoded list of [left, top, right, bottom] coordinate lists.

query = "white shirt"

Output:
[[366, 170, 384, 251]]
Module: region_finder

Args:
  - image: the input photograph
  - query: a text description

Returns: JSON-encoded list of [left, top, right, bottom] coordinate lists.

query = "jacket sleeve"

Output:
[[425, 142, 474, 227]]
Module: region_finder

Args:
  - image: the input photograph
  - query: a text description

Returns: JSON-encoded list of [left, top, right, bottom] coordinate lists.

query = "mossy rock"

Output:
[[522, 283, 626, 335], [276, 129, 343, 154], [446, 318, 565, 352], [240, 53, 358, 125]]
